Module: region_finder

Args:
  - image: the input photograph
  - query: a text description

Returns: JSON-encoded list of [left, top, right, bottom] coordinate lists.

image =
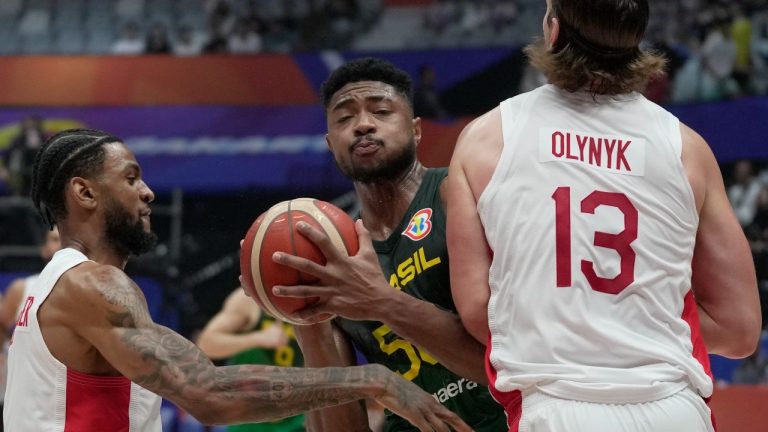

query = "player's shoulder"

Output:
[[225, 287, 261, 318], [61, 262, 136, 298], [457, 107, 502, 148], [680, 121, 717, 171]]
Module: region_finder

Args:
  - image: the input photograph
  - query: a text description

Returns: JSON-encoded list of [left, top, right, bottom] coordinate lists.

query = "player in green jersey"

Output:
[[272, 58, 507, 431], [198, 288, 305, 432]]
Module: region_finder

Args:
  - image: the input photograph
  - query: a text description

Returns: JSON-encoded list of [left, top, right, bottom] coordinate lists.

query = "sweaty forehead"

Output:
[[330, 81, 401, 108]]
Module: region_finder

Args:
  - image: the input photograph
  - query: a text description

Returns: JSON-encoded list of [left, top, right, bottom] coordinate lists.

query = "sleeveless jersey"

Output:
[[0, 273, 39, 405], [227, 315, 304, 432], [479, 85, 712, 404], [4, 248, 162, 431], [337, 168, 507, 432]]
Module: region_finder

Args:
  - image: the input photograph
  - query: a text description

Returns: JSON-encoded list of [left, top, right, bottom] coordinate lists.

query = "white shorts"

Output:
[[517, 387, 714, 432]]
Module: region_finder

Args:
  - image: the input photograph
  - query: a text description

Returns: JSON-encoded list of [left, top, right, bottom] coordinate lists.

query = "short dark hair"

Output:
[[320, 57, 413, 110], [31, 129, 121, 228]]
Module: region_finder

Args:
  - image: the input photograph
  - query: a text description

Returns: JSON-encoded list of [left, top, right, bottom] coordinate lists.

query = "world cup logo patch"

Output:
[[402, 208, 433, 241]]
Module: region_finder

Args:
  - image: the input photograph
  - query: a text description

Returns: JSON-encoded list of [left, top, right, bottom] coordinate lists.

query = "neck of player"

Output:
[[354, 161, 427, 241]]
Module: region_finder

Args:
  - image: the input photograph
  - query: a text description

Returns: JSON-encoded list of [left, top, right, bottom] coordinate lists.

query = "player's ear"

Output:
[[325, 134, 332, 151], [412, 117, 422, 147], [69, 177, 98, 211], [549, 17, 560, 48]]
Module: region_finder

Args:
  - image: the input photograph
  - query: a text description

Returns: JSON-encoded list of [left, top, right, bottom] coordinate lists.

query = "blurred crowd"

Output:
[[111, 0, 370, 55], [647, 0, 768, 103]]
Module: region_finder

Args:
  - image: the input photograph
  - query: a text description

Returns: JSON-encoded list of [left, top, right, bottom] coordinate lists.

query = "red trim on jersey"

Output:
[[681, 290, 717, 431], [65, 368, 131, 432], [485, 334, 522, 432]]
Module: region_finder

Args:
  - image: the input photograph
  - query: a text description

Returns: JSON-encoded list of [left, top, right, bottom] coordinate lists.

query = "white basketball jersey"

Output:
[[479, 85, 712, 404], [4, 248, 162, 431]]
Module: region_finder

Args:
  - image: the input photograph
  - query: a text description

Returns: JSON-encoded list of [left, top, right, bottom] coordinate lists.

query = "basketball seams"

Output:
[[290, 199, 348, 259], [249, 204, 291, 321], [243, 198, 353, 325]]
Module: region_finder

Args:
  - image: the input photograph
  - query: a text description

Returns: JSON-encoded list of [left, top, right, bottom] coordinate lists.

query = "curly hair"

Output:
[[525, 0, 666, 96], [30, 129, 121, 228], [320, 57, 413, 110]]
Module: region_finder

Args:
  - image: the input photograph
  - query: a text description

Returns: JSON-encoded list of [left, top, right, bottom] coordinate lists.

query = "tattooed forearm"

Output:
[[117, 322, 388, 425]]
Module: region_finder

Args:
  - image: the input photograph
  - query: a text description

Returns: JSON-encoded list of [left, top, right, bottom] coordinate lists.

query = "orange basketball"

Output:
[[240, 198, 359, 325]]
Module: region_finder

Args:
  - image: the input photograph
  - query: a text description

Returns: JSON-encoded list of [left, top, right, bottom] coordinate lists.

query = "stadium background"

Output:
[[0, 0, 766, 430]]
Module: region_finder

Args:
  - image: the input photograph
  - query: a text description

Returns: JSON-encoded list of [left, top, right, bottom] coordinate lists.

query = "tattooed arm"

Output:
[[63, 263, 469, 431], [295, 321, 371, 432]]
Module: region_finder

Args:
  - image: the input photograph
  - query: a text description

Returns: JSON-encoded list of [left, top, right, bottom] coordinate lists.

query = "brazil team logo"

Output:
[[402, 208, 433, 241]]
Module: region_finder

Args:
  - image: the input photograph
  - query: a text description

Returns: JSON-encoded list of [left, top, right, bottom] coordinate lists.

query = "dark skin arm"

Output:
[[53, 263, 470, 431], [273, 219, 488, 384], [296, 321, 372, 432]]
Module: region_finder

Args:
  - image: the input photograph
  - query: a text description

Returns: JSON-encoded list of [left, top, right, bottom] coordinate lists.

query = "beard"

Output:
[[336, 136, 417, 184], [104, 199, 157, 257]]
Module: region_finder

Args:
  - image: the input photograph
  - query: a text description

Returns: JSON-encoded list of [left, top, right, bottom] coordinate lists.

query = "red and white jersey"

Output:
[[4, 248, 162, 431], [479, 85, 712, 404]]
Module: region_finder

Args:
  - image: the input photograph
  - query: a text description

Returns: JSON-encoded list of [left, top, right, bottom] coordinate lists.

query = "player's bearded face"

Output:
[[335, 135, 417, 183], [104, 197, 157, 256]]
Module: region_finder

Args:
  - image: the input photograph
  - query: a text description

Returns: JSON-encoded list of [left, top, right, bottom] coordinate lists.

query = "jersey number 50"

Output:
[[552, 187, 638, 295]]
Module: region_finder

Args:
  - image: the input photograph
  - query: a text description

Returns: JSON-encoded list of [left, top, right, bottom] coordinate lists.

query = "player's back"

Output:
[[479, 84, 712, 404]]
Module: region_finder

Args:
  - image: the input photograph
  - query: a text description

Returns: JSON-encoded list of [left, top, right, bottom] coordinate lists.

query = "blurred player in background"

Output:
[[447, 0, 762, 430], [0, 227, 61, 342], [272, 58, 507, 431], [198, 288, 305, 432], [0, 226, 60, 432], [3, 128, 470, 432]]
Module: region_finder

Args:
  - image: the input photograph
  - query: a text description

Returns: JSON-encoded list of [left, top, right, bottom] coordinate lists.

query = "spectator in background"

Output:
[[111, 22, 145, 55], [700, 19, 738, 100], [752, 17, 768, 95], [206, 0, 235, 36], [227, 19, 262, 54], [0, 116, 46, 197], [203, 27, 229, 54], [326, 0, 360, 48], [731, 5, 753, 95], [728, 160, 764, 226], [173, 26, 203, 56], [414, 65, 449, 120], [145, 23, 172, 54], [423, 0, 460, 35]]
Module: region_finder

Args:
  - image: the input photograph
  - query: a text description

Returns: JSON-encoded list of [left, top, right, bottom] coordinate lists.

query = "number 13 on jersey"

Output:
[[552, 187, 638, 295]]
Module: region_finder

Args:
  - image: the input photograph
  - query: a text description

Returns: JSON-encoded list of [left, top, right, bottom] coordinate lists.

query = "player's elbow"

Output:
[[715, 310, 763, 359], [726, 316, 762, 359]]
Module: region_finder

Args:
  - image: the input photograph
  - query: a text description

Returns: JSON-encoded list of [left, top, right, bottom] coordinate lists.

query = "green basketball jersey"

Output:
[[227, 316, 305, 432], [336, 168, 506, 432]]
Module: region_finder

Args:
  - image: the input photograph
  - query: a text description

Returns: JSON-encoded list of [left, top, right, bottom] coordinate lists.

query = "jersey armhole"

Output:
[[477, 94, 530, 212]]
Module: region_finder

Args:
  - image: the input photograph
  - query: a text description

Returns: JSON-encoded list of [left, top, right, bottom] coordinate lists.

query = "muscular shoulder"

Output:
[[62, 262, 135, 298], [451, 107, 503, 199], [680, 122, 717, 212], [454, 107, 502, 160], [57, 262, 150, 326]]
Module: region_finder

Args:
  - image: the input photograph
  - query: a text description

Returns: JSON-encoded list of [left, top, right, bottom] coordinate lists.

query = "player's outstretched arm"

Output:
[[272, 219, 489, 384], [682, 124, 761, 358], [197, 288, 287, 360], [65, 264, 470, 431], [295, 321, 371, 432]]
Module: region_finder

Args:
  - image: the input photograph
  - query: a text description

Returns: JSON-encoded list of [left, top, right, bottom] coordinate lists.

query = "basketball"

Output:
[[240, 198, 359, 325]]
